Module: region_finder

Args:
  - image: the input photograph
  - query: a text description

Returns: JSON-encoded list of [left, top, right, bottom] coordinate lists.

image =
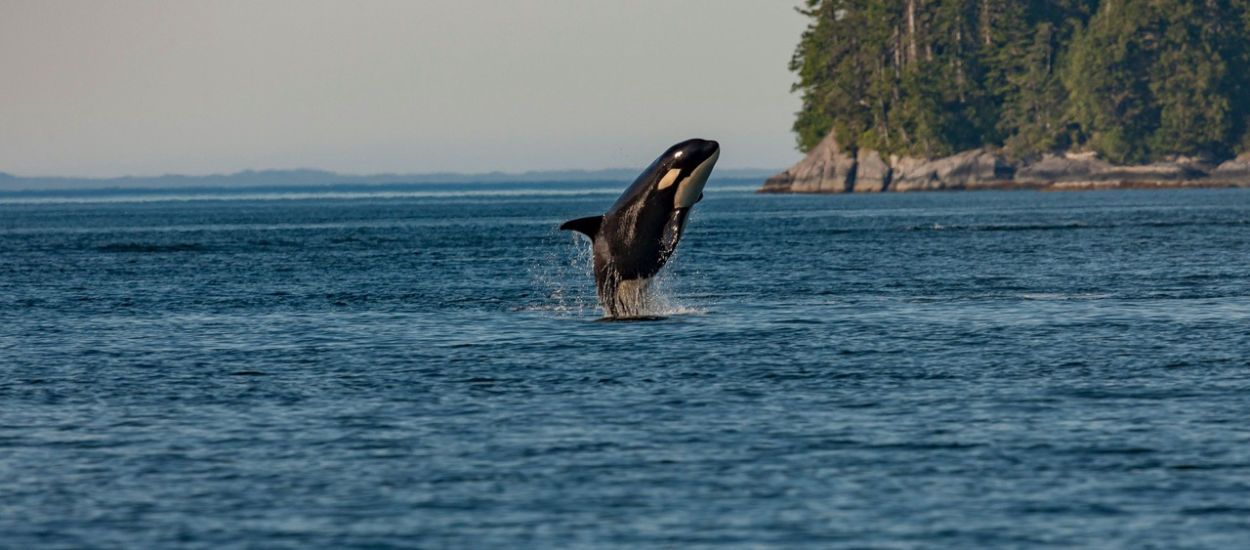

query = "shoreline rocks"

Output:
[[760, 132, 856, 193], [889, 149, 1016, 192], [760, 137, 1250, 193], [1210, 153, 1250, 183]]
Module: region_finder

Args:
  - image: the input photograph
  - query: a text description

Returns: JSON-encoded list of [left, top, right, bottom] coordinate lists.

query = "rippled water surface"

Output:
[[3, 183, 1249, 548]]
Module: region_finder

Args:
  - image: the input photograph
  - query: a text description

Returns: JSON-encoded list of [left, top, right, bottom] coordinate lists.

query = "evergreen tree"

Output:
[[1063, 1, 1158, 163], [997, 23, 1070, 157], [1146, 0, 1230, 157]]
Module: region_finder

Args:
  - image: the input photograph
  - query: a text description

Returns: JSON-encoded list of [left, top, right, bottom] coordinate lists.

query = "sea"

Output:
[[2, 180, 1249, 549]]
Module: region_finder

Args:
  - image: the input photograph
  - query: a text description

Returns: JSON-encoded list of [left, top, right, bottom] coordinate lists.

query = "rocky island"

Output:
[[771, 0, 1250, 194]]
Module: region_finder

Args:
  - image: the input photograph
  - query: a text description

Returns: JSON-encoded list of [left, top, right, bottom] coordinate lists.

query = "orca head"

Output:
[[652, 138, 720, 210]]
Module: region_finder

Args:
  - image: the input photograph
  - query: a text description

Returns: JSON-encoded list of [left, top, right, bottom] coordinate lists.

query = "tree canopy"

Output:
[[790, 0, 1250, 163]]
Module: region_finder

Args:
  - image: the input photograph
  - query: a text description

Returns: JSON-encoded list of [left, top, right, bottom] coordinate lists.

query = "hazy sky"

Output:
[[0, 1, 808, 177]]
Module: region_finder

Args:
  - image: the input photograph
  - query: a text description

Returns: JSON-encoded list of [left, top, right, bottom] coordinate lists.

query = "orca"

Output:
[[560, 138, 720, 318]]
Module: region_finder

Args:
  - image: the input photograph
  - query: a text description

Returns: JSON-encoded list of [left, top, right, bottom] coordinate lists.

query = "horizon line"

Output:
[[0, 166, 782, 181]]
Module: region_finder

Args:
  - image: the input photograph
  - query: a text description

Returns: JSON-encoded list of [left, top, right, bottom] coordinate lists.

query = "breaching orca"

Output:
[[560, 138, 720, 318]]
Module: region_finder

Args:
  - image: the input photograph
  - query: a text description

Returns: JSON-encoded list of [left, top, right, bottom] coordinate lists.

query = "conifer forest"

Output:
[[790, 0, 1250, 163]]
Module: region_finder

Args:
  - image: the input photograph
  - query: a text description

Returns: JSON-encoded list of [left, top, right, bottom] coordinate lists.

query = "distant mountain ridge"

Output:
[[0, 168, 779, 192]]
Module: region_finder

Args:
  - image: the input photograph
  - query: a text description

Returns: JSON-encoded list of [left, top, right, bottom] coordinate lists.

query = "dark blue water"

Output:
[[3, 183, 1249, 548]]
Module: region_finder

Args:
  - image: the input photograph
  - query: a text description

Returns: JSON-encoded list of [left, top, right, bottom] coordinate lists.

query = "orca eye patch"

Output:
[[656, 168, 682, 190]]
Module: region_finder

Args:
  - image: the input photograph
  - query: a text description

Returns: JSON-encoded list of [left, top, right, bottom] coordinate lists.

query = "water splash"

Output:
[[597, 248, 708, 319], [525, 231, 597, 317], [527, 231, 707, 319], [637, 269, 709, 317]]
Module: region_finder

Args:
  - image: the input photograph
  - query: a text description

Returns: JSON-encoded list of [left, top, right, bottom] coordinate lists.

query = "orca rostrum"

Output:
[[560, 138, 720, 318]]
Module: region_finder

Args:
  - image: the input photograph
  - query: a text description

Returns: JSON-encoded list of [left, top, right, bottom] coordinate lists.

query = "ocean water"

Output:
[[2, 182, 1249, 548]]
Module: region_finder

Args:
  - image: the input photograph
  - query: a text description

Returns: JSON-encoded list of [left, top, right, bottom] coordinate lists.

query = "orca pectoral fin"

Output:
[[559, 215, 603, 239], [660, 208, 690, 259]]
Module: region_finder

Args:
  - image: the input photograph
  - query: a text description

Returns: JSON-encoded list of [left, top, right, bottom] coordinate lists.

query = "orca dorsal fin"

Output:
[[559, 215, 603, 239]]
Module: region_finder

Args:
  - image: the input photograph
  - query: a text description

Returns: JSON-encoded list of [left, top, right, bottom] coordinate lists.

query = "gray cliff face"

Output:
[[855, 149, 890, 192], [760, 132, 855, 193], [890, 149, 1015, 191], [761, 136, 1250, 193]]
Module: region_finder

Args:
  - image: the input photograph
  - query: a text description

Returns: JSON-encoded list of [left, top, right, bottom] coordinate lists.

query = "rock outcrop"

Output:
[[1014, 152, 1113, 184], [759, 132, 856, 193], [761, 139, 1250, 193], [890, 149, 1015, 191], [1210, 153, 1250, 183], [1016, 153, 1217, 190], [855, 149, 890, 192]]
